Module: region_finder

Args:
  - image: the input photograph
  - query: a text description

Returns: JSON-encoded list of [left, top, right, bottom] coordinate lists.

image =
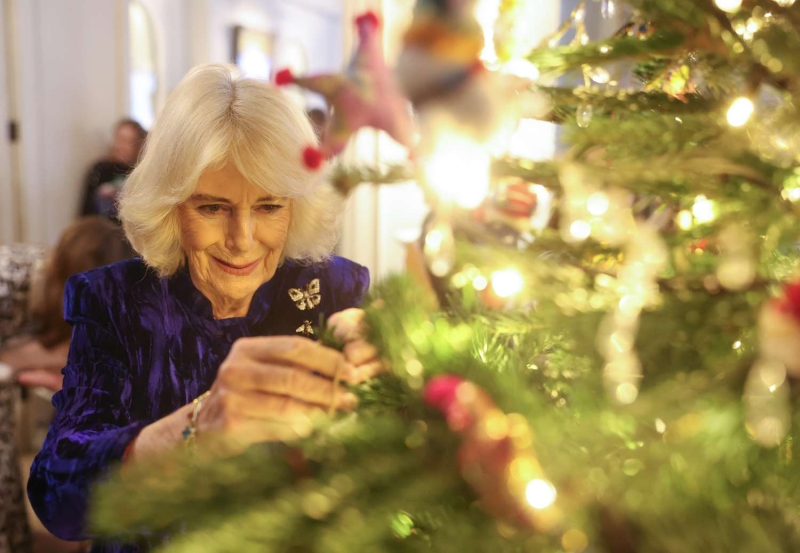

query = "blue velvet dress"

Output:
[[27, 257, 369, 552]]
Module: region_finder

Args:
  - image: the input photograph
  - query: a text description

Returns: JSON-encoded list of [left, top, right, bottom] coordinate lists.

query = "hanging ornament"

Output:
[[586, 66, 611, 84], [744, 358, 791, 448], [396, 0, 484, 106], [576, 103, 593, 128], [597, 224, 667, 404], [757, 281, 800, 377], [423, 217, 457, 277], [275, 12, 414, 163], [716, 225, 756, 291], [397, 0, 526, 146], [424, 375, 560, 530]]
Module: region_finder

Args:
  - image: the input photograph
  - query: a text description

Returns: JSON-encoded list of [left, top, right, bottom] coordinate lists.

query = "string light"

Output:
[[525, 479, 557, 509], [726, 97, 755, 127], [676, 210, 693, 230], [715, 0, 743, 12], [569, 220, 591, 240], [691, 195, 716, 224], [491, 268, 524, 298], [423, 134, 491, 209], [423, 220, 456, 277], [587, 192, 610, 216], [475, 0, 501, 64], [473, 275, 489, 291], [502, 59, 540, 81]]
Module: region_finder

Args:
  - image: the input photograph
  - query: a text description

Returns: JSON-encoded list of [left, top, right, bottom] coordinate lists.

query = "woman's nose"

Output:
[[225, 211, 255, 253]]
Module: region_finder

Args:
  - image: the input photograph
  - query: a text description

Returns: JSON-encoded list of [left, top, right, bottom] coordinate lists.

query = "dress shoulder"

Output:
[[64, 258, 153, 323], [284, 256, 370, 313]]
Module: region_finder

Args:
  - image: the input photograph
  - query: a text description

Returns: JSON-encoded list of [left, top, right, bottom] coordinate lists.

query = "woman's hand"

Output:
[[327, 308, 386, 383], [197, 335, 357, 447]]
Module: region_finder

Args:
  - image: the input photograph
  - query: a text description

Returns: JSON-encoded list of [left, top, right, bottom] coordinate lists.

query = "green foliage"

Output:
[[92, 0, 800, 551]]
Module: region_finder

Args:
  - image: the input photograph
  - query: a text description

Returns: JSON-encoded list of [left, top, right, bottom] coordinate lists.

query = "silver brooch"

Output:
[[288, 278, 321, 311], [295, 320, 314, 337]]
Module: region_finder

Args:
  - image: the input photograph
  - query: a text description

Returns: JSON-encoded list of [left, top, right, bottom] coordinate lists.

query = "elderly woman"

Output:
[[28, 65, 380, 552]]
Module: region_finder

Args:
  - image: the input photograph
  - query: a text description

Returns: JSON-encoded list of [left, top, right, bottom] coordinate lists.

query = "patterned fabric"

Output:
[[0, 244, 42, 553], [27, 257, 370, 553], [0, 376, 32, 553], [0, 245, 45, 347]]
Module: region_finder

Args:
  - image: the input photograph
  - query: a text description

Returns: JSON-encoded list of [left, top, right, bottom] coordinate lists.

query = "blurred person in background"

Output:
[[0, 216, 135, 389], [0, 216, 133, 553], [80, 119, 147, 221]]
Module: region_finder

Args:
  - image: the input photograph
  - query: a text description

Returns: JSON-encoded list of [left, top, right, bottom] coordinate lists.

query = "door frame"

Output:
[[0, 0, 22, 243]]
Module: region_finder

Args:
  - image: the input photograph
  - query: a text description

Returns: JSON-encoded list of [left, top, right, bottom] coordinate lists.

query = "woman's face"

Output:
[[178, 162, 292, 318], [110, 124, 142, 166]]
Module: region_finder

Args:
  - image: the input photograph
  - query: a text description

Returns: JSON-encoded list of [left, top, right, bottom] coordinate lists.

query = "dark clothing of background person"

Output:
[[79, 161, 132, 221]]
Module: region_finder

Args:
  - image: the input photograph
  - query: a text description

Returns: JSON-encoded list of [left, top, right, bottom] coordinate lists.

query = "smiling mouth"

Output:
[[212, 256, 263, 275]]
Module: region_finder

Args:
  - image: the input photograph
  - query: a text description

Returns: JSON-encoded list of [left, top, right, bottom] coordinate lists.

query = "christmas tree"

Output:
[[92, 0, 800, 551]]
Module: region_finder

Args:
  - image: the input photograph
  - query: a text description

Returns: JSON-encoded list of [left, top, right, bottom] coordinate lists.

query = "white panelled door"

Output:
[[5, 0, 128, 246]]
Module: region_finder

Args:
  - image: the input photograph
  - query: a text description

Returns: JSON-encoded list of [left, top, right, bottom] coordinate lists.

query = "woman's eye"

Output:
[[199, 204, 223, 214], [258, 204, 283, 213]]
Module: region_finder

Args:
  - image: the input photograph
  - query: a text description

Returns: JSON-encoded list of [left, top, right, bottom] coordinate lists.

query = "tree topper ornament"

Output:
[[275, 12, 414, 167]]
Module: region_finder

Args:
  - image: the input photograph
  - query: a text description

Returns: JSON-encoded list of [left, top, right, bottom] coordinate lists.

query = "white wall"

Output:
[[0, 0, 19, 243], [9, 0, 127, 245]]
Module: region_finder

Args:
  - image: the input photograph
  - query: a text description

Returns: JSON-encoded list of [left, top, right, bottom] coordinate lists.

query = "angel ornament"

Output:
[[288, 279, 322, 311]]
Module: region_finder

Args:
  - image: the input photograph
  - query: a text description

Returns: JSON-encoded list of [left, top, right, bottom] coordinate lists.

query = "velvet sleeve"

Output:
[[27, 272, 146, 541], [332, 261, 370, 312]]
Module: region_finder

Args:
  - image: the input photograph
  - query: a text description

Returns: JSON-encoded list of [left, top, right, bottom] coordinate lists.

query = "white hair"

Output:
[[118, 63, 342, 277]]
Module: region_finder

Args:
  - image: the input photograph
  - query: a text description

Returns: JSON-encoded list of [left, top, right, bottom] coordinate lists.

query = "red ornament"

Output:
[[274, 68, 295, 86], [355, 10, 380, 28], [302, 146, 324, 170], [423, 375, 554, 530], [493, 178, 538, 218], [777, 282, 800, 321]]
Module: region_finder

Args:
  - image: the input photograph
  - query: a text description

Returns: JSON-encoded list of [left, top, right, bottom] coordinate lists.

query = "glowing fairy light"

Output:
[[423, 220, 456, 277], [774, 0, 795, 6], [569, 220, 591, 240], [525, 479, 557, 509], [676, 210, 693, 230], [727, 97, 755, 127], [587, 192, 610, 216], [502, 58, 540, 81], [423, 134, 491, 209], [715, 0, 742, 12], [491, 268, 524, 298], [691, 195, 716, 224], [475, 0, 501, 63], [472, 275, 488, 291]]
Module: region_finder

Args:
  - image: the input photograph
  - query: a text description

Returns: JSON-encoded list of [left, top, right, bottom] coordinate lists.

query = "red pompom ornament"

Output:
[[302, 146, 324, 170], [274, 69, 295, 86], [422, 375, 559, 530], [355, 10, 380, 29], [274, 12, 413, 158]]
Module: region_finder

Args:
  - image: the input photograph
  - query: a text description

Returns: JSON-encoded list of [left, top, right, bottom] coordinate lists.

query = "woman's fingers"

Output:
[[345, 360, 387, 385], [327, 308, 366, 342], [229, 336, 352, 380], [219, 367, 357, 411], [343, 339, 380, 366]]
